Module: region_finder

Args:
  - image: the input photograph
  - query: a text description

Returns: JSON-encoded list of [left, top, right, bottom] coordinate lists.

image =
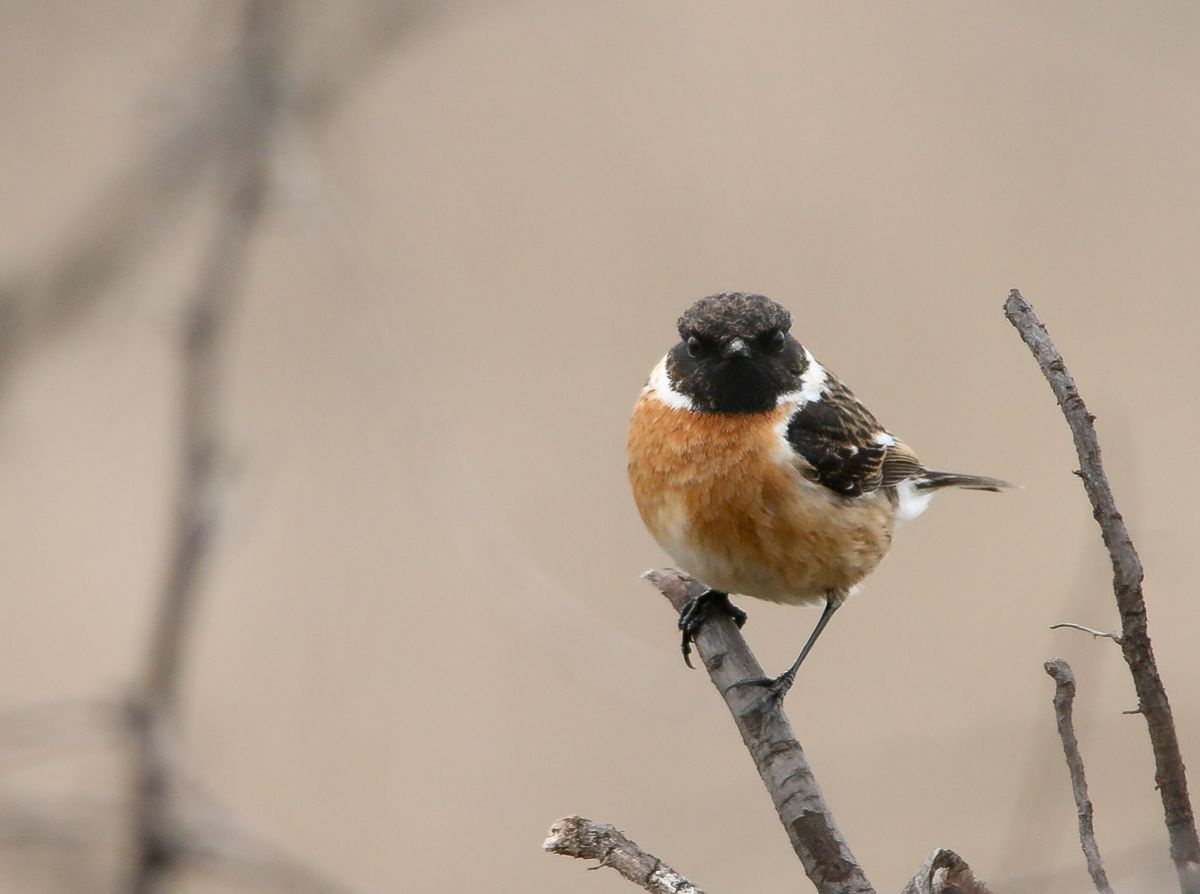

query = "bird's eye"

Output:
[[760, 329, 786, 353], [686, 335, 710, 359]]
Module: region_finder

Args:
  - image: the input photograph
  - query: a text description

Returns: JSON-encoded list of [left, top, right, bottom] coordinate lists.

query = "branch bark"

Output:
[[1005, 289, 1200, 893], [544, 816, 703, 894], [642, 570, 993, 894], [1045, 659, 1113, 894], [899, 849, 991, 894], [645, 569, 874, 894]]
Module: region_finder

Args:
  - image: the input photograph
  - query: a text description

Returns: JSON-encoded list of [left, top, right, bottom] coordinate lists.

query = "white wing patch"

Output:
[[895, 479, 934, 522]]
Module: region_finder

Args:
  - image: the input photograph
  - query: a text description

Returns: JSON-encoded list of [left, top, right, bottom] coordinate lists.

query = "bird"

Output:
[[627, 292, 1008, 701]]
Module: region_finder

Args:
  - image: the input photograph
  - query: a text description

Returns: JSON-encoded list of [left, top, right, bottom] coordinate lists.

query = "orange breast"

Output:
[[627, 392, 895, 605]]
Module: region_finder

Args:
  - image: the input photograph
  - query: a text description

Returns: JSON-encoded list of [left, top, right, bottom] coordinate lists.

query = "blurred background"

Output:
[[2, 1, 1198, 892]]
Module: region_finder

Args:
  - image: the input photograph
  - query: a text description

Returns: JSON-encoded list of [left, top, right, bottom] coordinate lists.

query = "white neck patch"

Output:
[[776, 348, 829, 407], [645, 356, 695, 411]]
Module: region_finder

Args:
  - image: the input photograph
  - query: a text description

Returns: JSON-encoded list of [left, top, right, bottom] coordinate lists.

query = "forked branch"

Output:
[[1006, 289, 1200, 892]]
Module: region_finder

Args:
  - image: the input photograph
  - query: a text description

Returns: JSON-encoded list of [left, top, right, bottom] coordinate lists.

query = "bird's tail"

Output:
[[915, 470, 1012, 492]]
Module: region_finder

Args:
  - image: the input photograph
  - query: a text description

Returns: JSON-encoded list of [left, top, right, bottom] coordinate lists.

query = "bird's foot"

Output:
[[726, 592, 840, 704], [729, 669, 796, 706], [677, 589, 747, 668]]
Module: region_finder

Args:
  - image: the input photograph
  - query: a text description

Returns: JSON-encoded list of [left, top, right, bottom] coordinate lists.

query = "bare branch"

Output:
[[1051, 623, 1122, 644], [1044, 659, 1114, 894], [544, 816, 703, 894], [645, 570, 993, 894], [900, 849, 992, 894], [646, 569, 877, 894], [1005, 290, 1200, 892]]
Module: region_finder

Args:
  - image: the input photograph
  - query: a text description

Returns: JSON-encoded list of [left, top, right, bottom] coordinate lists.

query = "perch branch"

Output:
[[1005, 289, 1200, 892], [544, 816, 703, 894], [1044, 659, 1113, 894], [645, 569, 877, 894], [644, 570, 992, 894]]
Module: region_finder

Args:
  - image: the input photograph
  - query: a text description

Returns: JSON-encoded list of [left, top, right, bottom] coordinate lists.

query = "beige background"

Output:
[[2, 2, 1198, 892]]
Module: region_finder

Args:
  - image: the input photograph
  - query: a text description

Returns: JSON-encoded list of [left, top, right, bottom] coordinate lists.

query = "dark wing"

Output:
[[785, 379, 924, 497]]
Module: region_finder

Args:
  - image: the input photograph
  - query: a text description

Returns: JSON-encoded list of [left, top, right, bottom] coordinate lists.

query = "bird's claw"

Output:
[[677, 589, 747, 668], [728, 669, 796, 706]]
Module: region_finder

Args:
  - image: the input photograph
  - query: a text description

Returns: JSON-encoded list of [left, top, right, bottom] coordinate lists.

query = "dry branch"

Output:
[[1005, 289, 1200, 893], [544, 816, 703, 894], [899, 849, 991, 894], [549, 572, 992, 893], [1050, 623, 1122, 644], [1045, 659, 1113, 894], [645, 569, 874, 894]]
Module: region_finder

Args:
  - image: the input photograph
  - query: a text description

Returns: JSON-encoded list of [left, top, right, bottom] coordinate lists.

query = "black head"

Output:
[[666, 292, 807, 413]]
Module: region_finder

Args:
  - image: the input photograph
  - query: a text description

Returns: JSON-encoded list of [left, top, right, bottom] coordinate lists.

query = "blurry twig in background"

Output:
[[1006, 289, 1200, 894], [127, 1, 282, 891], [0, 0, 449, 398], [1044, 660, 1113, 894], [0, 1, 457, 890], [179, 801, 378, 894], [544, 816, 703, 894]]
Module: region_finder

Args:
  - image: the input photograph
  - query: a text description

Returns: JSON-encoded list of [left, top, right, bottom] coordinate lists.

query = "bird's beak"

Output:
[[722, 338, 751, 359]]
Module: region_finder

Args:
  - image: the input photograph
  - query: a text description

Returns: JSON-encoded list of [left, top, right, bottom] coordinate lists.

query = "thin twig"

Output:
[[1044, 659, 1114, 894], [544, 816, 703, 894], [1051, 623, 1122, 644], [645, 569, 877, 894], [129, 3, 283, 892], [1005, 290, 1200, 893]]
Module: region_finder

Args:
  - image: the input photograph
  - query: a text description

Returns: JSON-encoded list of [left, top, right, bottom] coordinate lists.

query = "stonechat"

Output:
[[627, 292, 1008, 700]]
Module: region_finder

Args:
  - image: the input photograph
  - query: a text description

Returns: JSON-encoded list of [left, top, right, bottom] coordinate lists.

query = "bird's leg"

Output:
[[735, 592, 842, 702], [677, 588, 747, 668]]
